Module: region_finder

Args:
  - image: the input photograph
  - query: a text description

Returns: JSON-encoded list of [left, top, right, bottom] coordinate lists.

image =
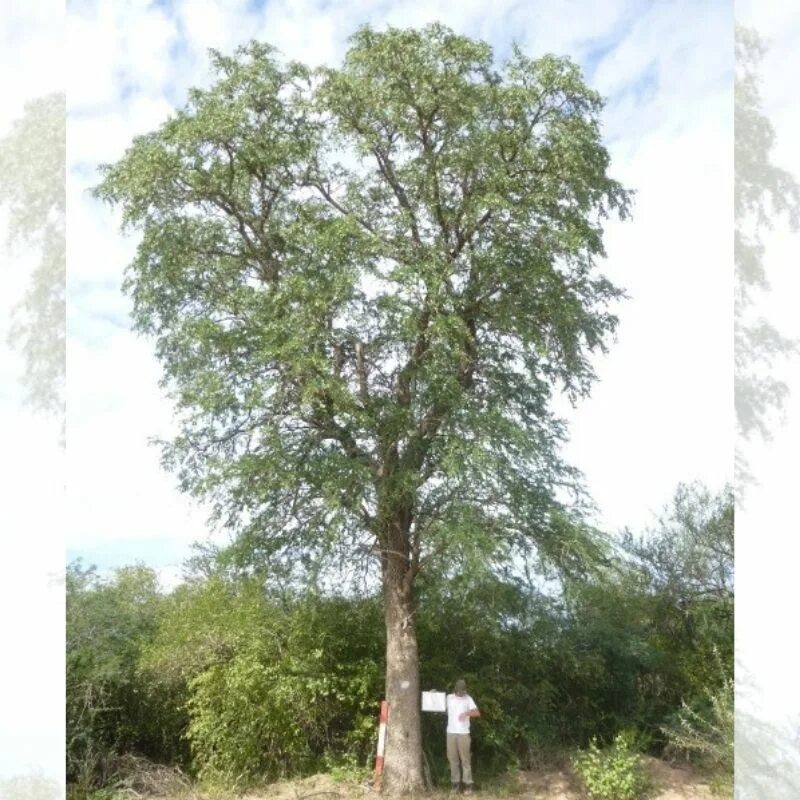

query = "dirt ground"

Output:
[[238, 758, 714, 800], [513, 757, 714, 800]]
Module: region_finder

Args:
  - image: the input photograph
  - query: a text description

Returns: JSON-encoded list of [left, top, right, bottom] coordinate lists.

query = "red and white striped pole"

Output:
[[373, 700, 389, 788]]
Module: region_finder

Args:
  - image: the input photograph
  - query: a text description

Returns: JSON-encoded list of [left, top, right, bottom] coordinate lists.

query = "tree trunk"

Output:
[[381, 554, 425, 795]]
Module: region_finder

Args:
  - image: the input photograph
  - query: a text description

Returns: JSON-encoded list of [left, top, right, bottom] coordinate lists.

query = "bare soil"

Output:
[[512, 757, 714, 800], [234, 758, 714, 800]]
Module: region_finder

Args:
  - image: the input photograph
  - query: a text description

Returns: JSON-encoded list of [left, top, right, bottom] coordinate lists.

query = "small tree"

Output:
[[96, 24, 629, 793]]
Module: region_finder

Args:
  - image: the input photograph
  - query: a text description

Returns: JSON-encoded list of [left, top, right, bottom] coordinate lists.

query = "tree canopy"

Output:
[[96, 24, 630, 586]]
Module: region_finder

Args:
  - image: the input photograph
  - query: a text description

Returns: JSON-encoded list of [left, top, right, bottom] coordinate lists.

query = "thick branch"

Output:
[[396, 304, 432, 407], [310, 180, 377, 235], [415, 106, 450, 246], [307, 393, 375, 473], [355, 341, 370, 403], [371, 146, 422, 246], [451, 209, 492, 261]]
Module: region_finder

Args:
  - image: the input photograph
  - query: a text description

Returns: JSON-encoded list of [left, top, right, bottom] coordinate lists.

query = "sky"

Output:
[[1, 0, 798, 790], [64, 0, 733, 588]]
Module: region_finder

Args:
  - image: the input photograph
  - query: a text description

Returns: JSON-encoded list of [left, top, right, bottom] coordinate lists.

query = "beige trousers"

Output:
[[446, 733, 472, 785]]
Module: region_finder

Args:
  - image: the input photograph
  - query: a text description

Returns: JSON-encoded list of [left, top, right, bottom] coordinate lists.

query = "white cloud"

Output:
[[0, 1, 64, 131], [176, 0, 267, 56], [67, 2, 179, 112]]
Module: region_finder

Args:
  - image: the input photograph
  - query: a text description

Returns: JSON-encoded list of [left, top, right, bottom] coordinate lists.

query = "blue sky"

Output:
[[64, 0, 733, 591]]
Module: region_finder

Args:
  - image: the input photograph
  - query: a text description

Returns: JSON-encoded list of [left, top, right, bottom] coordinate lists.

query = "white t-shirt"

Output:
[[446, 693, 478, 734]]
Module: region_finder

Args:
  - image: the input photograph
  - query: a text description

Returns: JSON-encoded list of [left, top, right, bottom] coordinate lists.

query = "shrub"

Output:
[[143, 580, 382, 786], [663, 672, 733, 797], [66, 563, 181, 790], [572, 731, 649, 800]]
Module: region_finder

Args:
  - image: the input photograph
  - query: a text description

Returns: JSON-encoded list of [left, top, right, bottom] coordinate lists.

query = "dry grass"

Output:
[[97, 758, 717, 800], [107, 755, 197, 800]]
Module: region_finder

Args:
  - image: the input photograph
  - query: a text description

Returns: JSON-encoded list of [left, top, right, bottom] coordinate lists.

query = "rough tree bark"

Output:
[[381, 549, 425, 794]]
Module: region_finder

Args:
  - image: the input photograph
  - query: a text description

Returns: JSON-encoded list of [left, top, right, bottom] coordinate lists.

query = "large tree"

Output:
[[97, 24, 629, 793]]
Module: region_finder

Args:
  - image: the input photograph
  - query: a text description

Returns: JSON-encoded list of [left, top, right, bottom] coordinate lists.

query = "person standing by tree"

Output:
[[446, 678, 480, 793]]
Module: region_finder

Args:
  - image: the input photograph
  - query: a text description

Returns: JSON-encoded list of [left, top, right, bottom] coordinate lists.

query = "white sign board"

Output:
[[421, 691, 446, 712]]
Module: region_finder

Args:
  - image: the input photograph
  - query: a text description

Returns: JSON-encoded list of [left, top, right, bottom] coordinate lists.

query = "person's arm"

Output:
[[459, 697, 481, 720]]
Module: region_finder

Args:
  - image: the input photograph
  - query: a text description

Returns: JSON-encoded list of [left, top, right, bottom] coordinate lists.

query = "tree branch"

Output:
[[310, 180, 377, 235], [371, 146, 422, 246], [307, 393, 376, 474], [355, 341, 370, 403]]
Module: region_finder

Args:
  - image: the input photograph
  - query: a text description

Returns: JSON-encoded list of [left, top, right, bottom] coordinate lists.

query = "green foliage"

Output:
[[416, 567, 600, 773], [325, 751, 372, 785], [572, 732, 649, 800], [593, 484, 734, 740], [66, 563, 184, 790], [663, 661, 733, 797], [67, 485, 733, 791], [95, 23, 629, 593], [413, 487, 731, 777], [142, 578, 382, 785], [95, 28, 630, 791]]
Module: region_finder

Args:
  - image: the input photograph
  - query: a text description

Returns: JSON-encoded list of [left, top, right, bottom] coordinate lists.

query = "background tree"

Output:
[[96, 24, 629, 793], [140, 576, 382, 785], [0, 93, 65, 422], [735, 26, 799, 485], [66, 563, 177, 790], [619, 482, 733, 694], [65, 487, 732, 792]]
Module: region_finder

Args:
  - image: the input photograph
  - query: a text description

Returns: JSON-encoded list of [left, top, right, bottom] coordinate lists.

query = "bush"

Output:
[[572, 732, 649, 800], [663, 670, 733, 797], [66, 563, 182, 791], [143, 580, 383, 786]]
